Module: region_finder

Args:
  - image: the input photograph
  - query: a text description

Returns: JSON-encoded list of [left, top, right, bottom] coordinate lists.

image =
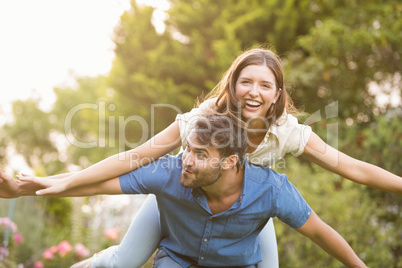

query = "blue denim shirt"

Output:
[[120, 154, 311, 267]]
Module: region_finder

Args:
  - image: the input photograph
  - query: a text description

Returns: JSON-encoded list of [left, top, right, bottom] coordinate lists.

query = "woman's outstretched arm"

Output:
[[23, 121, 181, 196], [0, 170, 122, 197], [302, 132, 402, 194]]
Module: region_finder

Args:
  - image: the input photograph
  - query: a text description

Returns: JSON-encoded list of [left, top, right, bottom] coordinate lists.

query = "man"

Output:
[[0, 115, 366, 267]]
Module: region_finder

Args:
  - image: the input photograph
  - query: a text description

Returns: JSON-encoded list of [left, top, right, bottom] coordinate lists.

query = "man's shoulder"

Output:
[[131, 153, 182, 178], [120, 153, 183, 195], [245, 162, 288, 189]]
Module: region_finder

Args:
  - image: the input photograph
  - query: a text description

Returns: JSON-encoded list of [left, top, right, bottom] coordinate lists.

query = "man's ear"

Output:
[[221, 155, 239, 170]]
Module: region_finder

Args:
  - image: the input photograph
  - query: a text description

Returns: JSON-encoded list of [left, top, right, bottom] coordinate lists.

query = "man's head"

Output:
[[180, 115, 248, 188]]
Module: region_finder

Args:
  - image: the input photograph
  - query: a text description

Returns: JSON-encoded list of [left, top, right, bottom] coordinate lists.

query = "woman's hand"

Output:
[[17, 173, 69, 195], [17, 173, 123, 196]]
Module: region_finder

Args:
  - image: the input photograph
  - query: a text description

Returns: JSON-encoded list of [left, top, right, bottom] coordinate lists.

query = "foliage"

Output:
[[275, 156, 401, 267], [361, 110, 402, 175], [3, 100, 64, 176], [51, 76, 118, 166], [286, 1, 401, 120], [0, 217, 22, 266]]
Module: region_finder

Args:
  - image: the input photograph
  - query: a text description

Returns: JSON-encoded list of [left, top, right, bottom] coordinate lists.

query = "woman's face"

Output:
[[235, 64, 280, 121]]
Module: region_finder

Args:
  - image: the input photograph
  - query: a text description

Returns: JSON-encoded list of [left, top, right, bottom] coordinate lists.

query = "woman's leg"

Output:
[[258, 218, 279, 268], [92, 194, 161, 268]]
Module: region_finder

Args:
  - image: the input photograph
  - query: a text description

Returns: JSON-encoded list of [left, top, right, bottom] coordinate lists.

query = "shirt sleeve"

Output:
[[276, 113, 312, 157], [273, 174, 312, 228], [119, 156, 174, 195]]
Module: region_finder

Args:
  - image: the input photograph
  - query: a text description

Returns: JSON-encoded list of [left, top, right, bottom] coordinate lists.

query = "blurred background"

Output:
[[0, 0, 401, 267]]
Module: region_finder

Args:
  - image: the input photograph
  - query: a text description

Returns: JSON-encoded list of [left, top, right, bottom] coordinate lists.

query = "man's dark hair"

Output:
[[193, 115, 247, 169]]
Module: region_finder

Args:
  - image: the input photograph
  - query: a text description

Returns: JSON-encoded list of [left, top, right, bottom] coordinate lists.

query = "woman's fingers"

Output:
[[16, 174, 36, 182], [35, 185, 63, 196], [35, 188, 49, 196], [17, 175, 54, 189]]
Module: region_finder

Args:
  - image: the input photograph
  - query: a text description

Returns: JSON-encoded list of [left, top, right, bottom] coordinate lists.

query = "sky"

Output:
[[0, 0, 169, 123], [0, 0, 126, 110]]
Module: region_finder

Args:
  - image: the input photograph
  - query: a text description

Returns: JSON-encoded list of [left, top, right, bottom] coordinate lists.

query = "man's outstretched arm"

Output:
[[296, 210, 366, 268]]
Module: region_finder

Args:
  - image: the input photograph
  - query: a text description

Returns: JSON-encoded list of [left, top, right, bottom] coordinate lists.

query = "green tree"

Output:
[[4, 99, 63, 175], [51, 76, 117, 166], [286, 1, 401, 123]]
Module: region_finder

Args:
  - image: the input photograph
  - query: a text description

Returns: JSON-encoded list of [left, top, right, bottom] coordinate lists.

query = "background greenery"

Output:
[[0, 0, 401, 267]]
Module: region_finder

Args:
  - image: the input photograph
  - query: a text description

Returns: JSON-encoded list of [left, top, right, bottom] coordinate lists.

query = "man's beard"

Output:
[[180, 166, 222, 188]]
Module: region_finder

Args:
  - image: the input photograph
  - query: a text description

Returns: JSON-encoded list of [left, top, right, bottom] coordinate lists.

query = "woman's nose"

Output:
[[248, 84, 258, 97]]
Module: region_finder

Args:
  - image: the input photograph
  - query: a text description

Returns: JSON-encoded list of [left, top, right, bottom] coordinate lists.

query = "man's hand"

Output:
[[0, 169, 20, 198]]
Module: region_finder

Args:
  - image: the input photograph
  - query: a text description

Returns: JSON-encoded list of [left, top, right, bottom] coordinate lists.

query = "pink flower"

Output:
[[74, 243, 90, 258], [49, 245, 58, 254], [14, 234, 23, 244], [0, 246, 9, 257], [104, 228, 120, 241], [42, 249, 54, 260], [57, 240, 73, 257], [0, 217, 9, 226], [34, 261, 44, 268], [10, 222, 17, 233], [0, 217, 17, 232]]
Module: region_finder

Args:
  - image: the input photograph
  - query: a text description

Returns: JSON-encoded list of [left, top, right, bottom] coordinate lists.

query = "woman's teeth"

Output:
[[245, 100, 261, 107]]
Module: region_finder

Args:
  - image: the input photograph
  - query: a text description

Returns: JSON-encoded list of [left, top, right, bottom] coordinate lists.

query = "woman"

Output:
[[22, 47, 402, 267]]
